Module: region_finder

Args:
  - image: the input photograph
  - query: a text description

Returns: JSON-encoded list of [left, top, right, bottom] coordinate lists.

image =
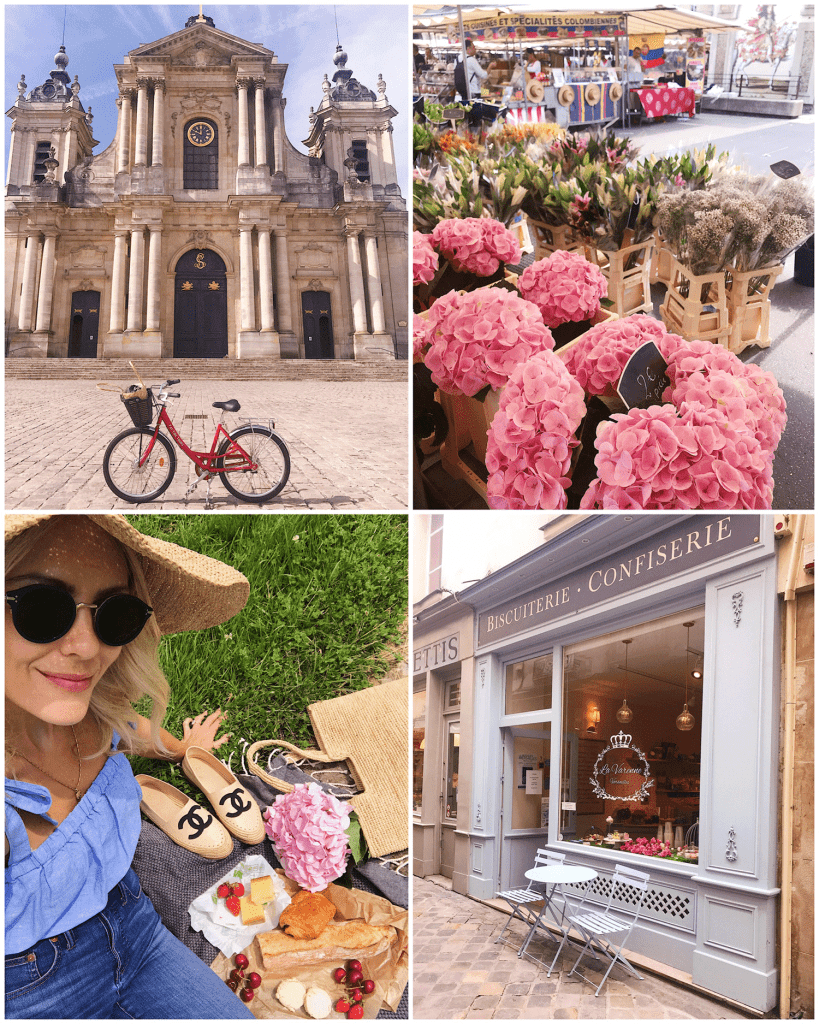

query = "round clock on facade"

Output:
[[187, 121, 214, 146]]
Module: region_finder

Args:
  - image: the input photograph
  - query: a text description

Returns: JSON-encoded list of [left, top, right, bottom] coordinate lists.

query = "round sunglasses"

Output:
[[6, 583, 153, 646]]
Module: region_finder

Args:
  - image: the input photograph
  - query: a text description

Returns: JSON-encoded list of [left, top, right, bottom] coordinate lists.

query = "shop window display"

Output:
[[413, 682, 426, 814], [505, 652, 553, 715], [560, 609, 703, 861]]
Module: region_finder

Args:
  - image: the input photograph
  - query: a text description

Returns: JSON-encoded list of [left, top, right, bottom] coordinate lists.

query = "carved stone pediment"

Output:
[[176, 42, 231, 67], [129, 23, 273, 65]]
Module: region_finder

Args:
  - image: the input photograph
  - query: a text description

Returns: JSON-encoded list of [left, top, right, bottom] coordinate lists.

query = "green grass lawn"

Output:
[[125, 514, 408, 794]]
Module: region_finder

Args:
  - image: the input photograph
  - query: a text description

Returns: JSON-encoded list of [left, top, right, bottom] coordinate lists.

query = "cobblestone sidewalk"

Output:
[[413, 877, 762, 1020], [6, 378, 407, 511]]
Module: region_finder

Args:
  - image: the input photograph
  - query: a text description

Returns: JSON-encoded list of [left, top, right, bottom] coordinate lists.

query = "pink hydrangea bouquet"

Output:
[[424, 287, 554, 396], [562, 314, 686, 396], [486, 350, 586, 509], [518, 249, 608, 329], [620, 836, 673, 858], [430, 217, 521, 277], [263, 783, 351, 892], [413, 312, 430, 360], [413, 230, 439, 286], [580, 403, 774, 510]]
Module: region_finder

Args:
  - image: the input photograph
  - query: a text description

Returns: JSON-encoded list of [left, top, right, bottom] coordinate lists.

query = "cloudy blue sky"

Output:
[[5, 4, 409, 174]]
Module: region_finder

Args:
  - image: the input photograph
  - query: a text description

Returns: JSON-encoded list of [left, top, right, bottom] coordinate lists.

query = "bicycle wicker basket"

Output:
[[121, 387, 153, 427]]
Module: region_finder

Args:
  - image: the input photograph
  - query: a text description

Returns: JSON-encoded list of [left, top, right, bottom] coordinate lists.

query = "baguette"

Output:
[[257, 919, 395, 972]]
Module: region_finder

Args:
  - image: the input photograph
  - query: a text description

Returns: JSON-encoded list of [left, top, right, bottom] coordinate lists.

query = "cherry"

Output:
[[235, 953, 249, 970], [229, 968, 245, 984], [248, 972, 262, 989], [363, 979, 375, 995], [333, 967, 348, 983], [240, 986, 255, 1003], [335, 998, 351, 1013], [347, 959, 362, 972], [348, 968, 364, 986], [348, 1006, 364, 1020], [350, 988, 363, 1003], [226, 979, 239, 992]]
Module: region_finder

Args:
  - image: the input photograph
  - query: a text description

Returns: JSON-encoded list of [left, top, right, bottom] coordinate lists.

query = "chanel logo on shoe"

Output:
[[219, 787, 253, 819], [178, 804, 213, 839]]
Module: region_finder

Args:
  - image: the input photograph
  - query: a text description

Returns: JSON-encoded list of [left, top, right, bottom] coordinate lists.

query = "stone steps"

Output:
[[5, 358, 409, 382]]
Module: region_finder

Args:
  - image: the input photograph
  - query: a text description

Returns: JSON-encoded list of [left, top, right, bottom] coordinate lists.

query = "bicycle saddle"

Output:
[[212, 399, 241, 413]]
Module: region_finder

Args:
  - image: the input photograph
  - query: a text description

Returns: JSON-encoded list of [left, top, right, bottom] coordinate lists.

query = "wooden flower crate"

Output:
[[649, 228, 674, 286], [436, 389, 502, 501], [659, 255, 730, 347], [584, 237, 655, 318], [723, 264, 783, 353], [526, 217, 585, 259]]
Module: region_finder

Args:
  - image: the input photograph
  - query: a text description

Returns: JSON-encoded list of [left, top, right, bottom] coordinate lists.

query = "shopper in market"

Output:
[[458, 38, 496, 102]]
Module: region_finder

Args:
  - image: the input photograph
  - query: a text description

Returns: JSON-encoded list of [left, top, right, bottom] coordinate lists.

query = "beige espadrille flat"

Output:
[[136, 775, 234, 859], [182, 747, 265, 846]]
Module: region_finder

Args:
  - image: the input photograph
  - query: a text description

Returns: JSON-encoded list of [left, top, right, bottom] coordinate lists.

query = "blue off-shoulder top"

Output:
[[5, 731, 144, 955]]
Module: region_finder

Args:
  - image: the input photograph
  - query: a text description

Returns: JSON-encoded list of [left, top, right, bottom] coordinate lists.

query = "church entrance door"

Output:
[[67, 291, 99, 357], [301, 291, 334, 359], [173, 249, 228, 358]]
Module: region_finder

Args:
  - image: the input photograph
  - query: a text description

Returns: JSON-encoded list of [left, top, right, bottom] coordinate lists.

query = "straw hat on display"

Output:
[[5, 514, 249, 634]]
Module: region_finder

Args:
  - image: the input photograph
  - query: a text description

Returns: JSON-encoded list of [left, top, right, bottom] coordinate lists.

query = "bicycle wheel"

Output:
[[102, 427, 176, 503], [218, 425, 290, 502]]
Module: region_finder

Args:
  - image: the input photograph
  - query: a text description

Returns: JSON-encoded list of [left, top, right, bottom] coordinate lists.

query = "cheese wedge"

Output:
[[250, 874, 275, 906], [240, 895, 266, 926]]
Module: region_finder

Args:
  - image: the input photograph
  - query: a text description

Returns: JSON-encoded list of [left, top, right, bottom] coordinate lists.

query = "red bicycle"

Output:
[[98, 364, 290, 505]]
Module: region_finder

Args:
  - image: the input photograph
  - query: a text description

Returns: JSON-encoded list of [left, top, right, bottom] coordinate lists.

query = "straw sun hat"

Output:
[[5, 514, 250, 635]]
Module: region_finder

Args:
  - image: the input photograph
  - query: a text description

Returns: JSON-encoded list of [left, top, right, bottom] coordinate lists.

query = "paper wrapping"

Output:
[[210, 872, 408, 1019]]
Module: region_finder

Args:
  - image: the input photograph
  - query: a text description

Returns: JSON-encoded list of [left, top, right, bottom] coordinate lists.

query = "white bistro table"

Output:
[[519, 863, 598, 973]]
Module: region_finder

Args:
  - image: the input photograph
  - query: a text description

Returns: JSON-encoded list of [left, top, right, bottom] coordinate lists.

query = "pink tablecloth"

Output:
[[634, 86, 696, 118]]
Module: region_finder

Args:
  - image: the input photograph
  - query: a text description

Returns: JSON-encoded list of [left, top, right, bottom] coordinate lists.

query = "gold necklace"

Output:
[[15, 724, 84, 802]]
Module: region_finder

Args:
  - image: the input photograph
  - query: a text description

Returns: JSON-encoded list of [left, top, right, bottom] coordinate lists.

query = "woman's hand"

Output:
[[180, 709, 232, 753]]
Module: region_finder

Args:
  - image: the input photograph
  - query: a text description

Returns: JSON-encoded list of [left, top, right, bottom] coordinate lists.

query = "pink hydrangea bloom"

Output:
[[413, 231, 439, 286], [562, 314, 685, 395], [424, 288, 555, 396], [518, 250, 608, 329], [413, 313, 430, 359], [664, 338, 787, 453], [579, 404, 774, 510], [263, 783, 351, 892], [431, 217, 521, 277], [485, 350, 586, 509]]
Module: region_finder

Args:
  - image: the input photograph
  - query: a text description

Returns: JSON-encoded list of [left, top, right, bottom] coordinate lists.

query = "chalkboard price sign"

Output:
[[616, 341, 671, 409], [443, 107, 466, 121]]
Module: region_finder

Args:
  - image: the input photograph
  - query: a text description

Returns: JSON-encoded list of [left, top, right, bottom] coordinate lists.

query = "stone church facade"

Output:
[[5, 14, 407, 360]]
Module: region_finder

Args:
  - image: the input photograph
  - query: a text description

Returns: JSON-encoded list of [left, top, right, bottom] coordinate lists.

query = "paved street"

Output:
[[5, 379, 408, 511], [413, 876, 765, 1020]]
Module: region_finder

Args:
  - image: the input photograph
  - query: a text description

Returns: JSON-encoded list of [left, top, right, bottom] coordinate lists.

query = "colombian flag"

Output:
[[629, 33, 665, 69]]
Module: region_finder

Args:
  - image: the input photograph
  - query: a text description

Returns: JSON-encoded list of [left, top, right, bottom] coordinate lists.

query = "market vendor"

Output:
[[457, 39, 496, 102], [627, 47, 644, 84], [524, 48, 541, 75]]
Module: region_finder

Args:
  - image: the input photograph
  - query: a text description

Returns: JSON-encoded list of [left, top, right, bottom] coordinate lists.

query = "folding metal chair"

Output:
[[494, 848, 565, 949], [566, 863, 650, 996]]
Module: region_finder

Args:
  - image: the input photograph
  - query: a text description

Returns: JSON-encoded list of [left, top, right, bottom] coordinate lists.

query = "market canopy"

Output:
[[413, 5, 744, 37]]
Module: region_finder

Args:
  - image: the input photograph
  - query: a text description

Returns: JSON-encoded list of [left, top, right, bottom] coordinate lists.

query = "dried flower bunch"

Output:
[[518, 250, 608, 329], [657, 172, 814, 275], [423, 287, 554, 396]]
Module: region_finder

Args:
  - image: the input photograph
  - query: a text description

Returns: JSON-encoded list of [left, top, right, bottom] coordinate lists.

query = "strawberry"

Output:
[[225, 895, 241, 917], [348, 1006, 364, 1020], [335, 998, 350, 1013], [232, 882, 245, 897], [217, 883, 231, 898]]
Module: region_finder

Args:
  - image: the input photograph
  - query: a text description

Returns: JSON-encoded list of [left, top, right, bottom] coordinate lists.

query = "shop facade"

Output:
[[413, 513, 814, 1014]]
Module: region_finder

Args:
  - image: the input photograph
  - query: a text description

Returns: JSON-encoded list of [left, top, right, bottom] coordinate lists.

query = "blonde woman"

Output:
[[5, 514, 255, 1019]]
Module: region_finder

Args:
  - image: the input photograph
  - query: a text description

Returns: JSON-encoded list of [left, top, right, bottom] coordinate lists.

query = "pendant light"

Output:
[[676, 622, 696, 732], [616, 638, 633, 724]]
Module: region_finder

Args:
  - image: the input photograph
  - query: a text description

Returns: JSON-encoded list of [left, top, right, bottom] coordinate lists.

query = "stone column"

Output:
[[237, 78, 251, 166], [258, 228, 275, 331], [145, 228, 162, 331], [151, 81, 164, 166], [346, 229, 368, 334], [126, 227, 145, 331], [364, 233, 386, 334], [109, 231, 128, 332], [34, 232, 57, 333], [254, 78, 268, 168], [134, 79, 149, 165], [116, 89, 133, 174], [239, 225, 255, 331], [272, 98, 284, 173], [273, 228, 293, 333], [18, 233, 41, 332]]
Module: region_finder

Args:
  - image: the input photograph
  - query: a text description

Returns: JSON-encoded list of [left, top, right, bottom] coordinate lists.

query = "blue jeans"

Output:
[[5, 868, 254, 1019]]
